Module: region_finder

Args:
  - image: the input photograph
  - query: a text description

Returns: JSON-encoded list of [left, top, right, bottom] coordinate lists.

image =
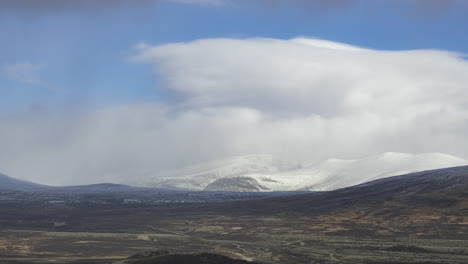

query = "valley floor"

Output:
[[1, 210, 468, 264]]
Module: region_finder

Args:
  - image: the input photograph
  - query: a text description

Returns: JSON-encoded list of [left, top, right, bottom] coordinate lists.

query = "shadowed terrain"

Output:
[[122, 251, 260, 264]]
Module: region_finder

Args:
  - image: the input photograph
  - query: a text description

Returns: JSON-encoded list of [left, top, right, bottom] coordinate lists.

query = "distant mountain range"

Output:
[[136, 152, 468, 192], [0, 173, 145, 192], [2, 152, 467, 193]]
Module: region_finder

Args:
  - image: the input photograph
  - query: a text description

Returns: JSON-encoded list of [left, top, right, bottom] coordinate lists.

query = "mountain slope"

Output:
[[209, 165, 468, 238], [303, 152, 468, 191], [213, 152, 468, 192], [141, 152, 468, 192], [228, 165, 468, 214], [0, 173, 48, 191]]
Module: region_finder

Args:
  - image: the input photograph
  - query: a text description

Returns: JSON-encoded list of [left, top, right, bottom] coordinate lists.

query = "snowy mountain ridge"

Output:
[[137, 154, 300, 190], [137, 152, 468, 192]]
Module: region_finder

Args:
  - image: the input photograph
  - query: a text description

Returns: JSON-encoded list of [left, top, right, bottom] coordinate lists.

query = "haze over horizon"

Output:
[[1, 0, 468, 185]]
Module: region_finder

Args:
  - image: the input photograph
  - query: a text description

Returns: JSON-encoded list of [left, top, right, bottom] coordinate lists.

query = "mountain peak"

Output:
[[138, 152, 468, 192], [137, 154, 299, 190]]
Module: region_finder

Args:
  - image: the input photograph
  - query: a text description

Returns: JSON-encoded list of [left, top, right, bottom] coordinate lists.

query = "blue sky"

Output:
[[1, 0, 467, 112]]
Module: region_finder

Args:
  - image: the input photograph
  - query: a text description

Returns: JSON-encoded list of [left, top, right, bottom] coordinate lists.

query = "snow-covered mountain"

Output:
[[138, 152, 468, 192], [137, 154, 301, 190]]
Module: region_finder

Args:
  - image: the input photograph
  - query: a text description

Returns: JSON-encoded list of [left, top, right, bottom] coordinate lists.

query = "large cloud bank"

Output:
[[2, 37, 468, 185]]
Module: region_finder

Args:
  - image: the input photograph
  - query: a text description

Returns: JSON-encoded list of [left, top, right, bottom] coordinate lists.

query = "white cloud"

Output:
[[133, 37, 468, 118], [1, 37, 468, 185], [1, 61, 45, 86]]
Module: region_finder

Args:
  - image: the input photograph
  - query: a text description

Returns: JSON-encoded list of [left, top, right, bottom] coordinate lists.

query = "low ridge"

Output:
[[0, 173, 47, 191]]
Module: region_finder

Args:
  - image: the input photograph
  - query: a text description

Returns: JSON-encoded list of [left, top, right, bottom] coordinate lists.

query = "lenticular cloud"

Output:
[[134, 37, 468, 117], [133, 36, 468, 163]]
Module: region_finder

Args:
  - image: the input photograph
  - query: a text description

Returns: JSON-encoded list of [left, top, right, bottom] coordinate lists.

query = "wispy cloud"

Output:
[[1, 61, 47, 87]]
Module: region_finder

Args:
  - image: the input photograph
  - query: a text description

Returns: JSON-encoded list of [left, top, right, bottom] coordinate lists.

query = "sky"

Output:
[[1, 0, 468, 185]]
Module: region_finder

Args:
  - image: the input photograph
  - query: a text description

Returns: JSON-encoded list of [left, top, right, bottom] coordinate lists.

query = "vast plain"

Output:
[[1, 166, 468, 264]]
